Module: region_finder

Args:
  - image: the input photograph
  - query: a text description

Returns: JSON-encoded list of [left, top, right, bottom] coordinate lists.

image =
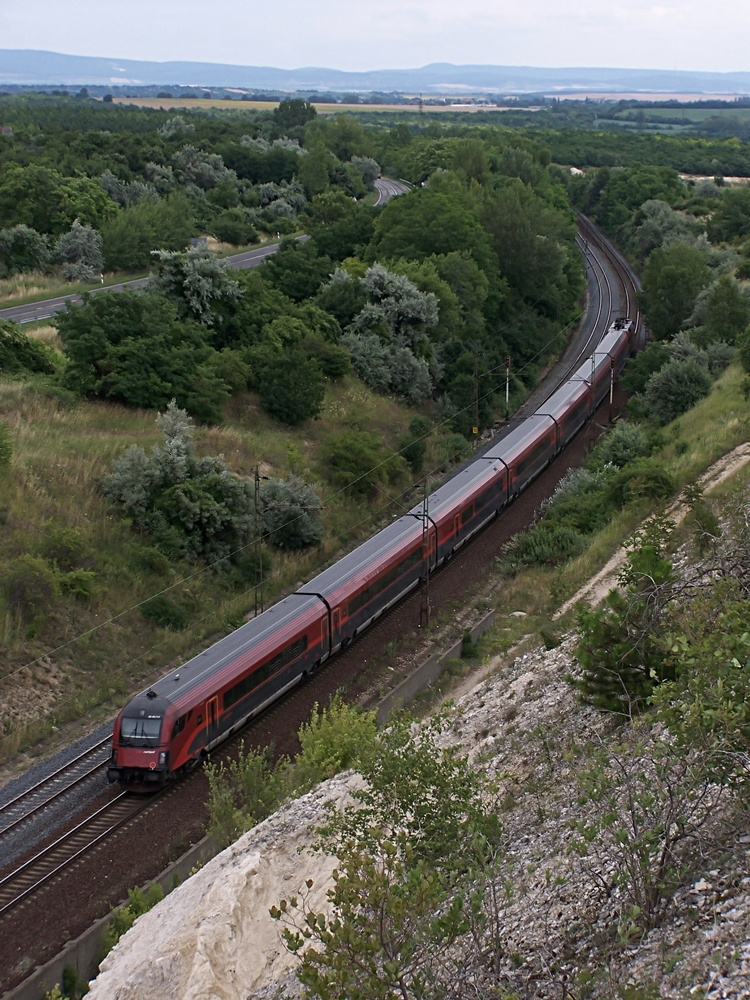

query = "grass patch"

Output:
[[0, 373, 425, 761]]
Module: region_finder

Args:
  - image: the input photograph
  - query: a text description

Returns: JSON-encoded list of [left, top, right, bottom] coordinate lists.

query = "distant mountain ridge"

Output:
[[2, 49, 750, 95]]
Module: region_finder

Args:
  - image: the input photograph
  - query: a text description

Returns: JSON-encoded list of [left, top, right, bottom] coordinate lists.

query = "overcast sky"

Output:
[[2, 0, 749, 74]]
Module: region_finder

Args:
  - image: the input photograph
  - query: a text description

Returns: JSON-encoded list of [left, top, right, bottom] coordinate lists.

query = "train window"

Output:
[[120, 716, 162, 744], [515, 439, 550, 477], [461, 506, 474, 525], [224, 634, 309, 709], [349, 548, 421, 615], [171, 715, 186, 739]]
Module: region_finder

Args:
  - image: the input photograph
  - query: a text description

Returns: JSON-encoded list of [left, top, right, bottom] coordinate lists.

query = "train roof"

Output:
[[300, 514, 423, 600], [135, 592, 323, 709], [535, 377, 590, 421], [482, 413, 554, 464], [416, 457, 506, 521]]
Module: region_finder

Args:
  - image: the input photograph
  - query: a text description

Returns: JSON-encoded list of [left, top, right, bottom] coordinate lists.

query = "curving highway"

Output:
[[0, 180, 409, 327]]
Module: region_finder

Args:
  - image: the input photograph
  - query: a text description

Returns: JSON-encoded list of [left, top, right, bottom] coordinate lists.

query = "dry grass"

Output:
[[0, 375, 421, 760]]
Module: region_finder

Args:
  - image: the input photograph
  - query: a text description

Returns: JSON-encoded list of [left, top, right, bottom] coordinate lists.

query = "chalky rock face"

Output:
[[87, 775, 357, 1000]]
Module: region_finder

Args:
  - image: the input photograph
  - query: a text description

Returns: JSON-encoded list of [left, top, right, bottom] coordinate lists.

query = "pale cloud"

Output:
[[0, 0, 749, 73]]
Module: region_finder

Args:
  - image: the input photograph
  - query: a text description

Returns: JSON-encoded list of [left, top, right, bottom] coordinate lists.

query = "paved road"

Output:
[[0, 180, 410, 326], [374, 177, 410, 205], [0, 242, 284, 325]]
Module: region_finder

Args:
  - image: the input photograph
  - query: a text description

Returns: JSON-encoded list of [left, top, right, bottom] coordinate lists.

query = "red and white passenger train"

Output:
[[108, 315, 641, 788]]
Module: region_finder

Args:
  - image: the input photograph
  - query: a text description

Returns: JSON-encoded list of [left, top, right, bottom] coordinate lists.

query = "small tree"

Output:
[[573, 521, 677, 715], [642, 357, 712, 425], [588, 420, 651, 469], [260, 475, 324, 550], [0, 320, 57, 375], [148, 246, 240, 326], [54, 219, 103, 282], [0, 224, 50, 276], [320, 429, 407, 496], [100, 401, 254, 564], [257, 352, 326, 425], [572, 732, 725, 932]]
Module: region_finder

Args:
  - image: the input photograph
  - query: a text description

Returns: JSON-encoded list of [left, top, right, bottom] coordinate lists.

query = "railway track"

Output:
[[0, 791, 148, 917], [0, 216, 642, 994], [0, 738, 111, 841]]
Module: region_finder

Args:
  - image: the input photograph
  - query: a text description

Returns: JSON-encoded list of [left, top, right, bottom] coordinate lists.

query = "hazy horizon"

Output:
[[2, 1, 750, 77]]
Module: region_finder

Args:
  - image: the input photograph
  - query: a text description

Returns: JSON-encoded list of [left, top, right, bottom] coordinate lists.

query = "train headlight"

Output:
[[159, 751, 168, 766]]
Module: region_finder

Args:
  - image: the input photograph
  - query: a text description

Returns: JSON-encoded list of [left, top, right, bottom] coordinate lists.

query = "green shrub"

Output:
[[642, 357, 712, 425], [606, 458, 675, 506], [499, 522, 584, 575], [101, 884, 164, 954], [140, 594, 189, 629], [1, 554, 59, 622], [205, 743, 283, 847], [290, 695, 377, 793], [0, 420, 12, 470], [59, 568, 97, 600], [587, 421, 651, 469], [39, 524, 88, 571], [0, 320, 58, 375]]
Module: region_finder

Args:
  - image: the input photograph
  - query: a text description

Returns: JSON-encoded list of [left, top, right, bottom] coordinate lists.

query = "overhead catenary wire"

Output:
[[5, 233, 612, 683]]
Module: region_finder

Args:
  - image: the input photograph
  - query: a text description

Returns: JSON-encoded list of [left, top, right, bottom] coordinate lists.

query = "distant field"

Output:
[[616, 107, 750, 123], [111, 97, 522, 114]]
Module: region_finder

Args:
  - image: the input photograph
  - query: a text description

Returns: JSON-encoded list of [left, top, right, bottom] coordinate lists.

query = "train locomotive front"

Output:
[[108, 690, 174, 789]]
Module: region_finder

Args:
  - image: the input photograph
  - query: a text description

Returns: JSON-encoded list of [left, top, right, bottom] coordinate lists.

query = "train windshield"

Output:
[[120, 715, 162, 745]]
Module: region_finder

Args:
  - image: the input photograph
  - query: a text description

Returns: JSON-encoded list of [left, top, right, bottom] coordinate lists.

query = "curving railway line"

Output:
[[0, 215, 641, 995]]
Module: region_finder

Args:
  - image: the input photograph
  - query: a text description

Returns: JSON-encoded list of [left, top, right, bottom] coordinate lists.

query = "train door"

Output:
[[321, 614, 330, 659], [332, 606, 342, 647], [453, 513, 461, 546], [424, 525, 437, 572], [206, 695, 220, 745]]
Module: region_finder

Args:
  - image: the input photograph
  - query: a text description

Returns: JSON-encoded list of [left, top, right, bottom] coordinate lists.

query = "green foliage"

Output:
[[653, 586, 750, 787], [140, 593, 189, 630], [290, 695, 378, 793], [61, 963, 89, 1000], [341, 332, 433, 404], [0, 223, 50, 276], [100, 401, 254, 565], [0, 420, 11, 470], [605, 458, 675, 506], [642, 357, 712, 425], [500, 521, 585, 575], [587, 421, 651, 469], [206, 742, 283, 847], [274, 713, 503, 999], [148, 246, 240, 326], [574, 523, 676, 714], [260, 475, 324, 550], [273, 98, 317, 129], [100, 194, 197, 271], [621, 342, 670, 395], [1, 553, 60, 624], [56, 291, 231, 421], [572, 732, 723, 931], [257, 351, 326, 425], [319, 428, 407, 497], [329, 712, 502, 866], [54, 219, 103, 282], [101, 884, 164, 953], [263, 240, 333, 302], [0, 320, 58, 375], [641, 242, 712, 341], [701, 274, 750, 344], [274, 830, 471, 1000], [398, 415, 432, 473]]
